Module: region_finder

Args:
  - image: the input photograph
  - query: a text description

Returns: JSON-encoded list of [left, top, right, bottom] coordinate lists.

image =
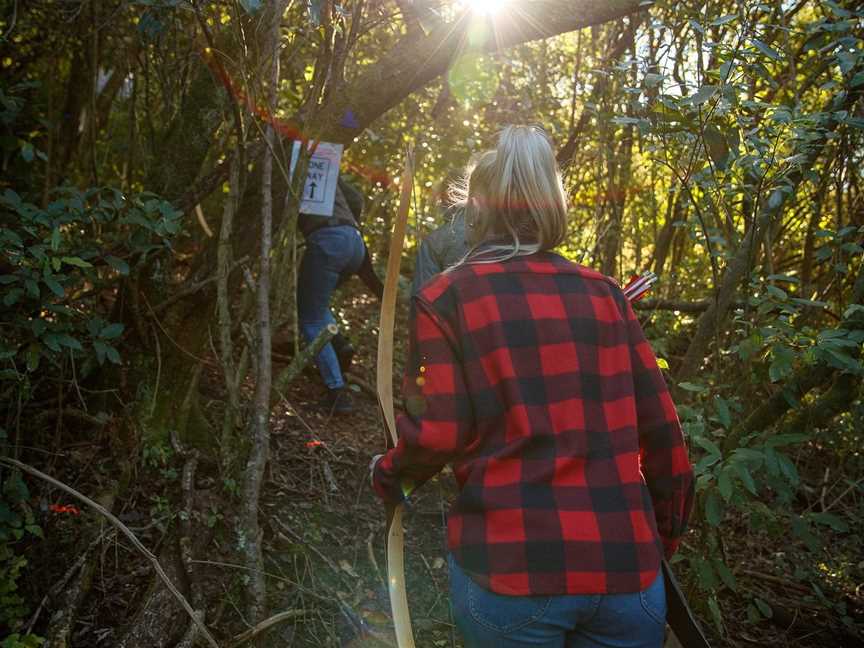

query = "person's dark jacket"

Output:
[[411, 205, 468, 295]]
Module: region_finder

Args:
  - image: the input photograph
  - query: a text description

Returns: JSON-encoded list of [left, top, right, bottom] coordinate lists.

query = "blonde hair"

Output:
[[453, 124, 568, 263]]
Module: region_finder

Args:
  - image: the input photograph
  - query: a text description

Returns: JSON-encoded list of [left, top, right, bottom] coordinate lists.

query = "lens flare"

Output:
[[465, 0, 511, 16]]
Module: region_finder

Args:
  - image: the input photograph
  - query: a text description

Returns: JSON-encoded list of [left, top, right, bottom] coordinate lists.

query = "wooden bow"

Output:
[[376, 146, 415, 648]]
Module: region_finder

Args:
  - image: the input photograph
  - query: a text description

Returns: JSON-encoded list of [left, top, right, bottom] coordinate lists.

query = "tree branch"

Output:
[[312, 0, 652, 144]]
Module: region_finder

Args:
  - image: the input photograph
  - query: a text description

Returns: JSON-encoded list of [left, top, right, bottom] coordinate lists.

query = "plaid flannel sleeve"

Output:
[[624, 298, 695, 558], [373, 298, 474, 504]]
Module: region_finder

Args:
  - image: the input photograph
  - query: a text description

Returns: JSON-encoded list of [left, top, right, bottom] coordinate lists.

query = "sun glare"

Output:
[[466, 0, 511, 16]]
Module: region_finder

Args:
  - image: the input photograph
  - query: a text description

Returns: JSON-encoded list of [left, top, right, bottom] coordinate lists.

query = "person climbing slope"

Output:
[[298, 176, 382, 414], [372, 125, 694, 647]]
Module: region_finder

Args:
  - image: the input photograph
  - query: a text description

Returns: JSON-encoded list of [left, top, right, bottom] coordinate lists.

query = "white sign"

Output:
[[289, 140, 343, 216]]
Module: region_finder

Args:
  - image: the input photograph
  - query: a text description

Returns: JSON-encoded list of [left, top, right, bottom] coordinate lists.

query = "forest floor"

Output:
[[22, 283, 864, 647]]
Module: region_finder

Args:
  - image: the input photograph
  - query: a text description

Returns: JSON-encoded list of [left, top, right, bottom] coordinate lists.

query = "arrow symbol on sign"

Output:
[[308, 182, 317, 199]]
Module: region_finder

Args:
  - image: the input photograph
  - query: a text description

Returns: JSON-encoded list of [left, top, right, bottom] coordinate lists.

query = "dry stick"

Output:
[[218, 155, 244, 464], [176, 445, 203, 648], [240, 0, 287, 627], [824, 478, 864, 514], [273, 323, 337, 393], [230, 610, 307, 648], [0, 457, 221, 648]]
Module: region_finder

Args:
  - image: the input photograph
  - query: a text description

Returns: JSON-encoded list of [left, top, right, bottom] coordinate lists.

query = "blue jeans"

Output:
[[449, 555, 666, 648], [297, 226, 365, 389]]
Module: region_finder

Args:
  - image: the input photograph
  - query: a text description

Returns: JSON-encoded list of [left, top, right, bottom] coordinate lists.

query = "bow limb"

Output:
[[375, 146, 415, 648]]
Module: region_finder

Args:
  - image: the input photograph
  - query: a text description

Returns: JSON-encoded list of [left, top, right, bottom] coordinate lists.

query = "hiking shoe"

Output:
[[320, 387, 354, 415]]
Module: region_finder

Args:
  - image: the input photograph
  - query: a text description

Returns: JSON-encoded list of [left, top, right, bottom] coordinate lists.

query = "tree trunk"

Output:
[[240, 0, 284, 629], [653, 186, 684, 276]]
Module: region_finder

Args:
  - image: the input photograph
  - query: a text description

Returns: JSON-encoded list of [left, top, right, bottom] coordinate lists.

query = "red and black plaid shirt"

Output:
[[373, 252, 694, 596]]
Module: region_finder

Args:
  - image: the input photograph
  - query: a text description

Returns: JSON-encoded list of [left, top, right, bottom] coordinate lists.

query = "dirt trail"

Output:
[[258, 290, 458, 646]]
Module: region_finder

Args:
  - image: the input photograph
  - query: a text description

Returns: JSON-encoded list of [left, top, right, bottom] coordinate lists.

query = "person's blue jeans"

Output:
[[297, 226, 365, 389], [449, 555, 666, 648]]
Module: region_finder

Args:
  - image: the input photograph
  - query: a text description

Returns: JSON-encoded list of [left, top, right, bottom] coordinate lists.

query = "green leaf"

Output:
[[695, 453, 721, 474], [93, 340, 107, 365], [24, 278, 39, 298], [718, 468, 734, 501], [822, 347, 861, 372], [791, 298, 827, 309], [26, 343, 41, 372], [711, 13, 737, 26], [0, 275, 18, 284], [843, 304, 864, 319], [43, 276, 64, 298], [792, 515, 821, 552], [708, 595, 723, 634], [25, 523, 43, 538], [695, 436, 722, 457], [713, 558, 737, 591], [643, 73, 664, 87], [714, 396, 731, 429], [705, 490, 724, 526], [3, 288, 22, 306], [57, 334, 83, 351], [769, 345, 794, 382], [61, 256, 92, 268], [690, 85, 717, 105], [763, 447, 780, 477], [678, 382, 707, 393], [766, 273, 799, 283], [754, 597, 773, 618], [733, 462, 757, 495], [751, 38, 782, 61], [100, 323, 124, 339], [50, 227, 61, 251], [105, 255, 130, 275], [768, 189, 784, 209], [778, 453, 799, 485], [766, 433, 808, 447], [20, 141, 34, 162], [104, 344, 121, 365], [733, 448, 764, 463], [765, 285, 787, 300], [43, 334, 61, 352], [809, 512, 849, 532]]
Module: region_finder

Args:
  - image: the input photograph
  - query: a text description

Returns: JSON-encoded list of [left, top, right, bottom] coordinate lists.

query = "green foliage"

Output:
[[0, 82, 181, 641], [0, 79, 181, 393], [0, 456, 42, 641], [0, 184, 180, 375], [1, 636, 44, 648]]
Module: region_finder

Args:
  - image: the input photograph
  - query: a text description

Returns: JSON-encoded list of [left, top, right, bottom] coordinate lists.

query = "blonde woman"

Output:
[[372, 125, 694, 647]]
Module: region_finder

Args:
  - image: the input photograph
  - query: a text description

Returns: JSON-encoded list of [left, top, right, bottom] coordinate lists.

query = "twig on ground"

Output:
[[230, 609, 307, 648], [366, 530, 386, 589]]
